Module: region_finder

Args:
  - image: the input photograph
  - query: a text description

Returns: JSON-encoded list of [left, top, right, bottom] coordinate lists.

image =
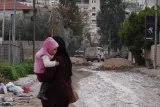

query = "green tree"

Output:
[[58, 0, 84, 36], [119, 7, 160, 65], [97, 0, 126, 50]]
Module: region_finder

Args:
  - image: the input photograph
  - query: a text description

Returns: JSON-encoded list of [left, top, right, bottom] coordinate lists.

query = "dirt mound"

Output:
[[97, 58, 134, 70], [70, 57, 92, 66], [71, 57, 86, 64]]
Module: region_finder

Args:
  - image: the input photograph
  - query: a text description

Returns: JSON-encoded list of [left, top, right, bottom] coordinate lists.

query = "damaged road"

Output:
[[8, 63, 160, 107]]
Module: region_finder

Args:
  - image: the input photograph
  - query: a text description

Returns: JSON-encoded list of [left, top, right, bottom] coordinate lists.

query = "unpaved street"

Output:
[[11, 63, 160, 107]]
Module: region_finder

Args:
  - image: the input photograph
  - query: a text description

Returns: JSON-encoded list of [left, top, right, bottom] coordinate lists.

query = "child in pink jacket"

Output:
[[34, 37, 59, 100]]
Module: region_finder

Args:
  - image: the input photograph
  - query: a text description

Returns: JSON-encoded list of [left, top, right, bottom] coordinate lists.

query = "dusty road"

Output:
[[11, 63, 160, 107]]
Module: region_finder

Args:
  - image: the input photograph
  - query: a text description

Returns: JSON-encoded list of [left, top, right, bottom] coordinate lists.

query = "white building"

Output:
[[125, 0, 143, 18], [19, 0, 60, 8], [76, 0, 100, 45], [139, 0, 160, 7]]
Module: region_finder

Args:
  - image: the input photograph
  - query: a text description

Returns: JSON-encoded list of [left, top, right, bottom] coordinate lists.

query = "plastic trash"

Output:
[[6, 82, 14, 88], [8, 87, 15, 92], [22, 85, 31, 93], [0, 85, 7, 94], [0, 86, 3, 94], [3, 93, 13, 102], [3, 86, 8, 94], [0, 102, 13, 106], [13, 86, 24, 95], [0, 83, 5, 94], [0, 94, 5, 102]]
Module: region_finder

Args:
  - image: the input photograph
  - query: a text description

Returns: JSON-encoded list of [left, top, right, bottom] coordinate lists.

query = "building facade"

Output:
[[76, 0, 100, 45], [20, 0, 60, 8]]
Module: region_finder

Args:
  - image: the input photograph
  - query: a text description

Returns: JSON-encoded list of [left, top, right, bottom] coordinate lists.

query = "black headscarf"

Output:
[[52, 36, 72, 77]]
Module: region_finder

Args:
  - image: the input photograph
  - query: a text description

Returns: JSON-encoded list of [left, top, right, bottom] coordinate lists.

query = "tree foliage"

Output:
[[58, 0, 84, 36], [97, 0, 126, 49], [118, 7, 160, 65], [0, 1, 85, 55]]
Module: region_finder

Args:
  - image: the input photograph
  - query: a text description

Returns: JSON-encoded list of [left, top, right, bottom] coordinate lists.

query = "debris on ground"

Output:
[[0, 81, 32, 106], [71, 57, 86, 64], [22, 85, 31, 93], [70, 57, 92, 66], [0, 102, 13, 106], [97, 58, 135, 70]]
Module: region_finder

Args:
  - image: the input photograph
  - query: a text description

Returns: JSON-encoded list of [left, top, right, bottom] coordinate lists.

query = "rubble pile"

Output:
[[97, 58, 134, 70]]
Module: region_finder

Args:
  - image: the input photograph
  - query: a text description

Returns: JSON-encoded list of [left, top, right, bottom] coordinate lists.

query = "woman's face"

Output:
[[49, 48, 58, 55]]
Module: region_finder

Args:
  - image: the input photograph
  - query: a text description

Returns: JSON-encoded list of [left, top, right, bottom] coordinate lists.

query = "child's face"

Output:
[[49, 48, 57, 55]]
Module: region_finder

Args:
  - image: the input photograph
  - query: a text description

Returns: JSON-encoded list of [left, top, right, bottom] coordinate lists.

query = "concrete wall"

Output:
[[3, 41, 43, 59], [151, 44, 160, 67], [0, 10, 23, 19]]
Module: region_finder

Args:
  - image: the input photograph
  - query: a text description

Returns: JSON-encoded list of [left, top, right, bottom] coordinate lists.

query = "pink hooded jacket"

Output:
[[34, 37, 59, 74]]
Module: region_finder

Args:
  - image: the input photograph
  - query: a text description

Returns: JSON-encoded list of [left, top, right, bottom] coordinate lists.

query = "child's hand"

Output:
[[55, 60, 59, 66]]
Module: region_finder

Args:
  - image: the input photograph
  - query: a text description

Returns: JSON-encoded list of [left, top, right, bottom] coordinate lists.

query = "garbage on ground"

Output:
[[8, 86, 15, 92], [0, 84, 8, 94], [13, 86, 24, 95], [0, 102, 13, 106], [0, 81, 32, 96], [0, 81, 32, 106], [17, 93, 32, 97], [6, 82, 14, 88], [0, 94, 5, 102], [0, 85, 3, 94], [3, 93, 13, 102], [22, 85, 31, 93], [3, 86, 8, 94]]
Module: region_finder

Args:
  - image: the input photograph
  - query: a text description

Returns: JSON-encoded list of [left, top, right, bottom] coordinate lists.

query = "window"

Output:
[[92, 20, 96, 23], [84, 8, 88, 10], [92, 0, 96, 3], [92, 7, 96, 10], [92, 13, 96, 16]]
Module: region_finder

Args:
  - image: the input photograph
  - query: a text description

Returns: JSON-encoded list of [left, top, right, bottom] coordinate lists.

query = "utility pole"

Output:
[[108, 29, 111, 56], [12, 0, 17, 65], [12, 0, 17, 43], [2, 0, 6, 41], [51, 10, 53, 36], [33, 0, 36, 60], [154, 0, 158, 69]]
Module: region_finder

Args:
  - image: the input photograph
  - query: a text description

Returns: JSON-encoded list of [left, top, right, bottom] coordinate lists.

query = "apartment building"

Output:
[[19, 0, 59, 8], [142, 0, 160, 7], [125, 0, 142, 18], [76, 0, 100, 44]]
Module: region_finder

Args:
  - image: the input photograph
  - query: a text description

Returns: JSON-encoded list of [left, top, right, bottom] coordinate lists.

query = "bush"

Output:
[[14, 59, 34, 77], [0, 59, 34, 83], [0, 62, 18, 80], [19, 59, 34, 74], [14, 64, 27, 77], [0, 73, 7, 84]]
